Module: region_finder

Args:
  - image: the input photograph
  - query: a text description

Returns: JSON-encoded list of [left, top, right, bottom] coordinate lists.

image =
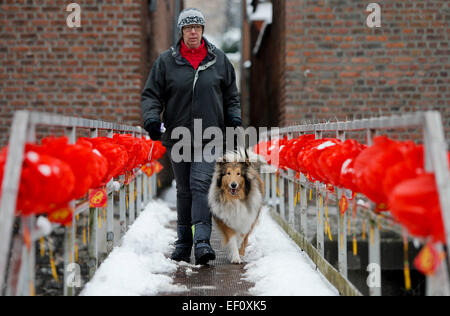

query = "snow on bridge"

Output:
[[81, 181, 338, 296]]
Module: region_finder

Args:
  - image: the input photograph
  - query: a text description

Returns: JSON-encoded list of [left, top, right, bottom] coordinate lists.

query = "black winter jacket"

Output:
[[141, 37, 242, 148]]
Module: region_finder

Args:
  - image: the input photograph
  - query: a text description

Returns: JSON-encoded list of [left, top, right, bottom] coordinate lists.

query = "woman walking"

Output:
[[141, 8, 242, 265]]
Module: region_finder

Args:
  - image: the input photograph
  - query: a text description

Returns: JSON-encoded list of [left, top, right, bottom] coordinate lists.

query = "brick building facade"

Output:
[[242, 0, 449, 142], [0, 0, 181, 147]]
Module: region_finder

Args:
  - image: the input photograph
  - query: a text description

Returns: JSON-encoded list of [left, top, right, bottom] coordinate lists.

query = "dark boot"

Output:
[[171, 225, 193, 263], [193, 223, 216, 265]]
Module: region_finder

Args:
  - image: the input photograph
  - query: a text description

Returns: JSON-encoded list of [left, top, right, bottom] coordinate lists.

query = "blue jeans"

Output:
[[167, 145, 218, 228]]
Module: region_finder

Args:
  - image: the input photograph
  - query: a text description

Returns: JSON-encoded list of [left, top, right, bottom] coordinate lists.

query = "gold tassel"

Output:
[[83, 213, 87, 246], [362, 219, 366, 241], [29, 281, 35, 297], [276, 175, 280, 197], [353, 235, 358, 256], [370, 222, 374, 245], [87, 213, 90, 244], [294, 188, 298, 206], [40, 237, 45, 258], [98, 209, 102, 229], [403, 231, 412, 291], [48, 240, 59, 282], [328, 223, 333, 241]]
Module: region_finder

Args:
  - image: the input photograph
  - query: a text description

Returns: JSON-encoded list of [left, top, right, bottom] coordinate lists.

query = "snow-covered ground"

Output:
[[81, 200, 187, 296], [82, 181, 338, 296], [243, 209, 338, 296]]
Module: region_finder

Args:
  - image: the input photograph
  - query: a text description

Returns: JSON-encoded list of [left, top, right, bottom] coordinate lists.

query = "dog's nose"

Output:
[[230, 182, 238, 189]]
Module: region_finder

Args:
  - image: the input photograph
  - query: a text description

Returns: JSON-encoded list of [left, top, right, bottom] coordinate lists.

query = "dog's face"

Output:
[[217, 161, 251, 200]]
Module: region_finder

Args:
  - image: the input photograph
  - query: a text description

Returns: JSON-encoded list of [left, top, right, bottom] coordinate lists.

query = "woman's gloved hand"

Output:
[[145, 121, 163, 141]]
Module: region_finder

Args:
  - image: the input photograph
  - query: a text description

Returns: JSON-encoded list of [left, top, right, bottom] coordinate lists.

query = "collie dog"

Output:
[[208, 148, 265, 264]]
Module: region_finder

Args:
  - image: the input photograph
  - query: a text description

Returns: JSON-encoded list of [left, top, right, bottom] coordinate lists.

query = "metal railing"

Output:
[[259, 111, 450, 296], [0, 111, 158, 296]]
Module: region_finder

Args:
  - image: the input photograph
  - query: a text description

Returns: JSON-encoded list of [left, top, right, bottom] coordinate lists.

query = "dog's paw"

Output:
[[230, 255, 243, 265]]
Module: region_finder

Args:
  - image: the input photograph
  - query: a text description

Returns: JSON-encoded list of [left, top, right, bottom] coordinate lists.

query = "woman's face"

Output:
[[182, 24, 203, 49]]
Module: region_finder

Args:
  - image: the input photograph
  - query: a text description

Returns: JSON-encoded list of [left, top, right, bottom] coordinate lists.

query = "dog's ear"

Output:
[[216, 162, 226, 189], [244, 172, 251, 196], [216, 173, 224, 189]]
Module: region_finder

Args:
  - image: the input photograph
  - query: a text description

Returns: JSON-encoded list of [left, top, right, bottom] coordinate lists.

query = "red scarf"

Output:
[[180, 39, 207, 70]]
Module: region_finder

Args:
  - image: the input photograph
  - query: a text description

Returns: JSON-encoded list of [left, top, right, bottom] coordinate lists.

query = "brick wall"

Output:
[[245, 0, 449, 142], [0, 0, 178, 147], [282, 0, 449, 141]]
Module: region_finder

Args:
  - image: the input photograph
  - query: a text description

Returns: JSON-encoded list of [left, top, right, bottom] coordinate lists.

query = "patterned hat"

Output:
[[177, 8, 206, 31]]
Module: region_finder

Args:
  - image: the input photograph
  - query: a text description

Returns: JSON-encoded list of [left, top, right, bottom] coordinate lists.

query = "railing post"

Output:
[[271, 172, 277, 212], [366, 129, 381, 296], [64, 125, 76, 296], [128, 178, 135, 226], [119, 175, 127, 239], [300, 174, 308, 238], [0, 111, 30, 295], [368, 212, 381, 296], [142, 174, 147, 206], [106, 129, 115, 255], [136, 173, 142, 217], [423, 112, 450, 295], [315, 130, 324, 257], [337, 130, 348, 278], [88, 128, 99, 278]]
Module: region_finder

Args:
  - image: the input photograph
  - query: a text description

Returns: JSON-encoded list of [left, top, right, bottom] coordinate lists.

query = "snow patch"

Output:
[[81, 200, 187, 296], [243, 207, 339, 296]]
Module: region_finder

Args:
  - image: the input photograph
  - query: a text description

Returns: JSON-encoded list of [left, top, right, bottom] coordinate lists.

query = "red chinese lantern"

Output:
[[113, 134, 141, 171], [286, 135, 315, 172], [340, 157, 360, 193], [319, 140, 366, 187], [47, 206, 73, 226], [40, 137, 108, 199], [309, 139, 342, 184], [81, 137, 129, 182], [76, 139, 108, 189], [296, 139, 324, 176], [278, 142, 290, 171], [354, 137, 406, 205], [382, 144, 425, 198], [389, 173, 445, 243], [15, 145, 75, 215], [298, 139, 339, 182]]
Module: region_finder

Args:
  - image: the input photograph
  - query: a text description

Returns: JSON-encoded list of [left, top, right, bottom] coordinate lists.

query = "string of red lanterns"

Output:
[[253, 135, 450, 244], [0, 135, 166, 226]]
